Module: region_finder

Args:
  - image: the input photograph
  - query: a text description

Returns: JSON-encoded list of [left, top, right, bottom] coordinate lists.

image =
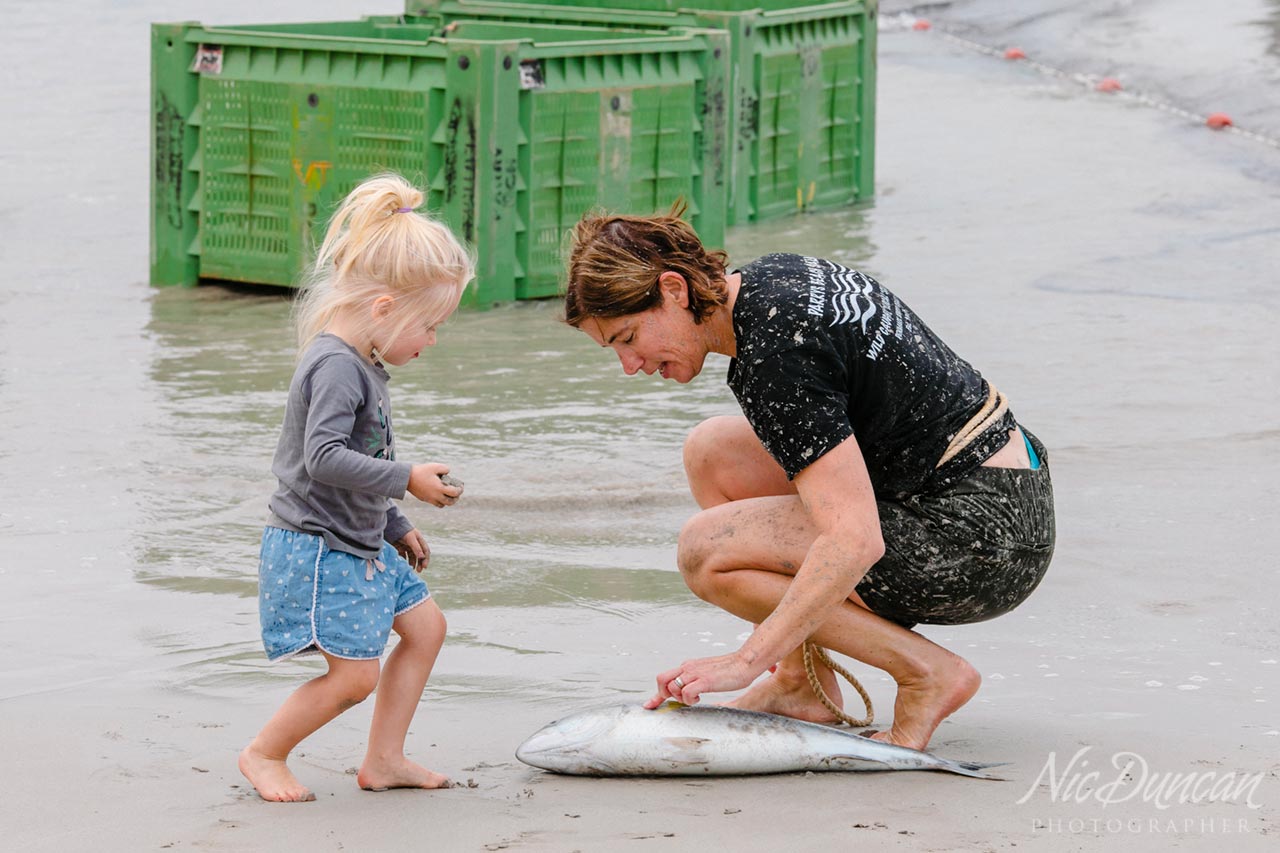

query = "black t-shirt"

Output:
[[727, 253, 1017, 499]]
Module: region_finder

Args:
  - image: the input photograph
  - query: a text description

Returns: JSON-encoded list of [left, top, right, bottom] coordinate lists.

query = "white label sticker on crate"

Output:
[[518, 60, 544, 91], [191, 44, 224, 75]]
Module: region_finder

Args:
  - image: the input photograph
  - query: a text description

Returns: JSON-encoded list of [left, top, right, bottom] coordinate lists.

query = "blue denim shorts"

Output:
[[257, 526, 430, 661]]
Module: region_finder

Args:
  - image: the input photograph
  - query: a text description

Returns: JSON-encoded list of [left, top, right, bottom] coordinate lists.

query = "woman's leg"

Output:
[[239, 653, 381, 802], [357, 598, 450, 790], [683, 417, 850, 719], [679, 498, 980, 750], [680, 416, 979, 750], [683, 415, 796, 508]]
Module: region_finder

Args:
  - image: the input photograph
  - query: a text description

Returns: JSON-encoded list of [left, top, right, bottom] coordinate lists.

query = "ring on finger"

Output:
[[673, 676, 685, 689]]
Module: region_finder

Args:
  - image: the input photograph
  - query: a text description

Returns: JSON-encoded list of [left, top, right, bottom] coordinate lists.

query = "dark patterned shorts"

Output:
[[855, 430, 1056, 628]]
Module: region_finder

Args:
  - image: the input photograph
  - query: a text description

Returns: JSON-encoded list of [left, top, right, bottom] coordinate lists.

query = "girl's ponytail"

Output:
[[294, 174, 474, 357]]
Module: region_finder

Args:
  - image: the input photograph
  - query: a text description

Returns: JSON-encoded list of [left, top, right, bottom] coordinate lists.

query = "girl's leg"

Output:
[[239, 653, 381, 802], [357, 598, 449, 791]]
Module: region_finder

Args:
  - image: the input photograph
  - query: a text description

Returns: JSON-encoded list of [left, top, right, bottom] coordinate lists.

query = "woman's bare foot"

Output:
[[725, 660, 844, 724], [870, 653, 981, 751], [357, 756, 451, 791], [238, 746, 316, 803]]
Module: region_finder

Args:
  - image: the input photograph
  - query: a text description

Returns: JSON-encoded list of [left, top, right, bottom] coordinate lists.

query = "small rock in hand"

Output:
[[440, 473, 464, 497]]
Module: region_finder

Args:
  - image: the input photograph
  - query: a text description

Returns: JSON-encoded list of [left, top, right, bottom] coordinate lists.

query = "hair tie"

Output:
[[394, 206, 414, 214]]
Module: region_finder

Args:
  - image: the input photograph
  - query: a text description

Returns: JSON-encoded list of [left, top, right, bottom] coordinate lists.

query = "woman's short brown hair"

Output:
[[563, 202, 729, 327]]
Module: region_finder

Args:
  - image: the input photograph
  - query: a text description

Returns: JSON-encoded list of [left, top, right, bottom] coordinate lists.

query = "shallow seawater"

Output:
[[2, 0, 1278, 720], [135, 285, 740, 694]]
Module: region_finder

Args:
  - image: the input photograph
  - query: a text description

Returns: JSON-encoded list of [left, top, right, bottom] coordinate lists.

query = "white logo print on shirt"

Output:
[[827, 266, 879, 334], [805, 259, 915, 362]]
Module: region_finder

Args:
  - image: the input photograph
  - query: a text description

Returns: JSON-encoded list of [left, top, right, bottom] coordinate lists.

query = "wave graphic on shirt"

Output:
[[827, 265, 878, 334]]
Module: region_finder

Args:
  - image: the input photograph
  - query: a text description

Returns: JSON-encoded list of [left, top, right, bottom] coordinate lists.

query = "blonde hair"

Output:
[[294, 173, 475, 358], [563, 201, 728, 327]]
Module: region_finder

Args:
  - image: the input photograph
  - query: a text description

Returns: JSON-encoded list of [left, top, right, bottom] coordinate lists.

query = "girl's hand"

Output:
[[408, 463, 463, 507], [393, 529, 430, 572], [643, 652, 762, 709]]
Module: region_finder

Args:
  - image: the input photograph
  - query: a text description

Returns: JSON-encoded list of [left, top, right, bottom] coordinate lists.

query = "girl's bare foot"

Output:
[[870, 653, 981, 751], [725, 660, 844, 724], [238, 746, 316, 803], [357, 757, 451, 791]]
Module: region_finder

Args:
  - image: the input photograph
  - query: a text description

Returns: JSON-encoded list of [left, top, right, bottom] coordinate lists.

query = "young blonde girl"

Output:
[[239, 174, 474, 803]]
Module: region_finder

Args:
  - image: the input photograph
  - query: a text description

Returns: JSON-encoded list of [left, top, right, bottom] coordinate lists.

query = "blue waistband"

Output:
[[1023, 431, 1041, 470]]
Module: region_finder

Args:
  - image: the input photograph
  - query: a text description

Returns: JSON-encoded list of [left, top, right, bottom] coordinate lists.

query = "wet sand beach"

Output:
[[1, 1, 1277, 849]]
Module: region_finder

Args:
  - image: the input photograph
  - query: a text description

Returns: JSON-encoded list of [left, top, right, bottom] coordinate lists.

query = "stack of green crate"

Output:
[[151, 18, 728, 303], [405, 0, 877, 225]]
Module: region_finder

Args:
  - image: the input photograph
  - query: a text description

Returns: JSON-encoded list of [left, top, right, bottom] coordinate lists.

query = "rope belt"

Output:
[[935, 383, 1008, 469]]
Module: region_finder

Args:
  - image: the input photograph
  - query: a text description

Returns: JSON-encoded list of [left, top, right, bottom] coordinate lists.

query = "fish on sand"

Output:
[[516, 702, 1006, 779]]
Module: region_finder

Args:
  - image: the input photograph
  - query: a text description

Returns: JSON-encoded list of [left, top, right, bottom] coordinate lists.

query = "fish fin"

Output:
[[936, 759, 1011, 780]]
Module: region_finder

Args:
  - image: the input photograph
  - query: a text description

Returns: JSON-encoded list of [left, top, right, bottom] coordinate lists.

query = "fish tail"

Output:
[[936, 759, 1011, 780]]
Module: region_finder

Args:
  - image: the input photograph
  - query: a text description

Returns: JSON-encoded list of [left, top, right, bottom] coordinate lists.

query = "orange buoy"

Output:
[[1004, 47, 1026, 60], [1096, 77, 1122, 92], [912, 18, 932, 31], [1205, 113, 1233, 129]]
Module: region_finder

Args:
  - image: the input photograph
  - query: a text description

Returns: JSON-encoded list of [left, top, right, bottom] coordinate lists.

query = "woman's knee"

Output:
[[683, 416, 790, 508], [684, 415, 743, 459], [683, 417, 740, 496], [676, 511, 725, 600]]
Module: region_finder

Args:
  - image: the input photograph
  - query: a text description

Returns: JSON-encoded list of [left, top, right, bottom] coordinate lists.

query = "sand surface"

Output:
[[2, 1, 1278, 850]]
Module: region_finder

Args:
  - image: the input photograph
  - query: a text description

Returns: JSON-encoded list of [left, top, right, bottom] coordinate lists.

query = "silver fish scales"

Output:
[[516, 703, 1005, 779]]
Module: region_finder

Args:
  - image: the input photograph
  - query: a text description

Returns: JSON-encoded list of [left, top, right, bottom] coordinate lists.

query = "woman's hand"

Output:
[[393, 528, 430, 572], [643, 651, 764, 709], [408, 462, 463, 507]]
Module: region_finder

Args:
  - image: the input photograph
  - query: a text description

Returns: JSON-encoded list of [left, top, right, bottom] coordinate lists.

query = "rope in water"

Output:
[[803, 642, 874, 727]]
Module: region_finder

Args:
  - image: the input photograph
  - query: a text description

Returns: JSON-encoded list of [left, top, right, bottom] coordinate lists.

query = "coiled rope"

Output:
[[803, 642, 874, 727]]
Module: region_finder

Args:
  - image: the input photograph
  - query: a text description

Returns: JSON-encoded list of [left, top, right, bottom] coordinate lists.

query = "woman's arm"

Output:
[[738, 432, 884, 672], [645, 432, 884, 707]]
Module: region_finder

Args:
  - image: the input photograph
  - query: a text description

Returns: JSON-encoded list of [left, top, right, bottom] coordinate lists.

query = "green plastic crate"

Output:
[[414, 1, 827, 12], [405, 0, 877, 224], [151, 18, 729, 304]]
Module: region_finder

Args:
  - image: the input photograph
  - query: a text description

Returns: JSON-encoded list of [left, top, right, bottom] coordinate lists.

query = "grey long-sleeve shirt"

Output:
[[267, 333, 414, 558]]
